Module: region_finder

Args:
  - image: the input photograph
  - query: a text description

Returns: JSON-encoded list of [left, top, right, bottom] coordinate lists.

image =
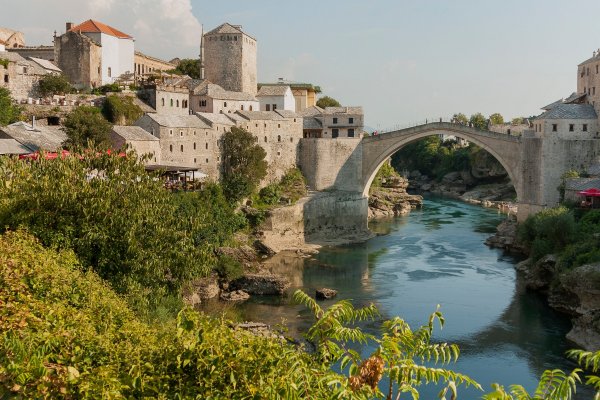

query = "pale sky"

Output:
[[2, 0, 600, 128]]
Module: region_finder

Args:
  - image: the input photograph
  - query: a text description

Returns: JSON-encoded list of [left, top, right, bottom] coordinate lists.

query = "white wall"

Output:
[[84, 32, 134, 85], [0, 44, 5, 52]]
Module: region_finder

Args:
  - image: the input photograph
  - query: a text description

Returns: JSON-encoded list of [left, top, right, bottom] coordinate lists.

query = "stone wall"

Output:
[[299, 138, 363, 191], [8, 46, 54, 61], [143, 86, 189, 115], [0, 59, 42, 100], [55, 31, 102, 89]]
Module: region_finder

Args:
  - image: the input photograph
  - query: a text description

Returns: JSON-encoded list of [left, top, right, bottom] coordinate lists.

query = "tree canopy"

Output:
[[38, 74, 73, 96], [64, 106, 113, 149], [453, 113, 468, 124], [221, 126, 268, 202], [316, 95, 341, 108], [489, 113, 504, 125], [0, 87, 21, 126], [469, 113, 488, 130], [168, 58, 201, 79]]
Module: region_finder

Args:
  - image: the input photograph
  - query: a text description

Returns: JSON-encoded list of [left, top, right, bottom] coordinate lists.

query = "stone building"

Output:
[[0, 120, 66, 151], [140, 83, 190, 115], [258, 82, 321, 112], [8, 46, 55, 61], [0, 51, 58, 101], [299, 106, 364, 138], [0, 27, 25, 49], [189, 80, 258, 114], [54, 20, 134, 88], [578, 50, 600, 117], [110, 125, 161, 164], [134, 51, 176, 82], [257, 85, 295, 112], [203, 23, 257, 96]]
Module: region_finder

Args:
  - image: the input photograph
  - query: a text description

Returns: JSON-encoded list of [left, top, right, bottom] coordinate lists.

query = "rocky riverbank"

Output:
[[486, 220, 600, 350], [368, 175, 423, 219]]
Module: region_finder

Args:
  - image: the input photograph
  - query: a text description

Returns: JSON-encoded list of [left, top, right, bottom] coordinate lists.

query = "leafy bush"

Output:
[[38, 74, 73, 96], [102, 94, 143, 125], [517, 206, 575, 261], [0, 153, 215, 305], [0, 87, 21, 126], [92, 83, 122, 94], [63, 105, 113, 149], [215, 254, 243, 280], [258, 183, 282, 206]]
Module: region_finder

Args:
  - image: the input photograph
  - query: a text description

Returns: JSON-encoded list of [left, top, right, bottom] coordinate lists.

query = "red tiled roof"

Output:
[[69, 19, 132, 39]]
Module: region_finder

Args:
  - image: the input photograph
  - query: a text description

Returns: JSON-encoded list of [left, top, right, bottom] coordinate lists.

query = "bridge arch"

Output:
[[360, 123, 522, 199]]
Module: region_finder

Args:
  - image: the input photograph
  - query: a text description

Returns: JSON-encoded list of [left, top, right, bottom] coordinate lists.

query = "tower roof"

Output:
[[205, 23, 255, 40], [68, 19, 132, 39]]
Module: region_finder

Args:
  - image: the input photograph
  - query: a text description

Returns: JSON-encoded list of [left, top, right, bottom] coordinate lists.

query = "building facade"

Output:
[[134, 51, 175, 82], [203, 23, 257, 96], [257, 85, 295, 112], [299, 106, 364, 138], [0, 51, 57, 101], [0, 27, 25, 49], [190, 81, 258, 114], [258, 82, 321, 112], [110, 125, 161, 164]]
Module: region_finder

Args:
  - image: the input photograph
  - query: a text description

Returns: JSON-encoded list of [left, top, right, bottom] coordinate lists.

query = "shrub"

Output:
[[0, 87, 21, 126], [63, 106, 113, 149], [215, 254, 243, 280], [38, 74, 73, 96], [258, 183, 282, 206], [102, 94, 143, 125]]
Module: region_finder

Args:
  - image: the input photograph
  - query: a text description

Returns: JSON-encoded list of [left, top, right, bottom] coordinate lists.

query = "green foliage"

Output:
[[38, 74, 73, 96], [453, 113, 468, 124], [215, 254, 243, 280], [294, 290, 481, 398], [470, 113, 488, 130], [0, 154, 215, 308], [258, 183, 282, 206], [221, 126, 268, 203], [517, 206, 575, 261], [489, 113, 504, 125], [316, 95, 342, 108], [63, 106, 113, 149], [167, 58, 201, 79], [92, 83, 122, 94], [102, 94, 144, 125], [512, 117, 524, 125], [255, 168, 308, 208], [0, 87, 22, 126], [0, 232, 347, 398], [371, 160, 400, 189], [0, 58, 8, 68]]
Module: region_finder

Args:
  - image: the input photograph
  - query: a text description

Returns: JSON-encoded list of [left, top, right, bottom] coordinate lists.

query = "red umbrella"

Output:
[[578, 188, 600, 197]]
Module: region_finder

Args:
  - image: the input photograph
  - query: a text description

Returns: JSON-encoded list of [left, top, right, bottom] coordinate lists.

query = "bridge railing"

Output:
[[374, 117, 452, 135]]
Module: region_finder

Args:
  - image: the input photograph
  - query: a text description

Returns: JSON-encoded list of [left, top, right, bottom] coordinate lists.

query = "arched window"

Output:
[[170, 99, 173, 107], [161, 98, 165, 106], [176, 100, 179, 107]]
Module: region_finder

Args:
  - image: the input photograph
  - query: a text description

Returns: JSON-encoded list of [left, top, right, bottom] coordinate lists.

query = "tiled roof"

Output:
[[191, 80, 256, 101], [536, 103, 597, 120], [274, 110, 298, 118], [205, 23, 254, 39], [258, 82, 321, 93], [564, 92, 587, 103], [321, 106, 363, 115], [69, 19, 132, 39], [303, 117, 322, 130], [587, 164, 600, 176], [257, 85, 290, 96], [298, 106, 324, 117], [0, 122, 66, 151], [112, 126, 158, 141], [565, 178, 600, 191], [0, 138, 33, 155], [235, 111, 285, 121], [195, 112, 236, 126], [28, 57, 61, 73], [578, 53, 600, 66], [541, 99, 564, 111], [146, 114, 211, 129]]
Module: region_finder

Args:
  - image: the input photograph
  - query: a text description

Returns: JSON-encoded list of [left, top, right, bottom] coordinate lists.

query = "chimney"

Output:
[[66, 22, 74, 32]]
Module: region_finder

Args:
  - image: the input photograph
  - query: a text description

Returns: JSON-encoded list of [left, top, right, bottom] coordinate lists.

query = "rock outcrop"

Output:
[[315, 288, 338, 300], [220, 290, 250, 302], [183, 274, 221, 306], [369, 176, 423, 219], [485, 219, 526, 254]]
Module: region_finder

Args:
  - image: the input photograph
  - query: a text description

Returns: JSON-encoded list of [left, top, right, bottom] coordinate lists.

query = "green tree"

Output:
[[0, 87, 21, 126], [512, 117, 524, 125], [453, 113, 468, 124], [489, 113, 504, 125], [316, 95, 342, 108], [64, 106, 113, 148], [557, 169, 580, 203], [168, 58, 201, 79], [102, 94, 144, 125], [221, 126, 268, 202], [38, 74, 73, 96], [470, 113, 488, 130]]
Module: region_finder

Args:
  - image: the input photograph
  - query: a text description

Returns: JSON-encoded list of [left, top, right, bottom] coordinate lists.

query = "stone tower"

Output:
[[203, 23, 257, 96]]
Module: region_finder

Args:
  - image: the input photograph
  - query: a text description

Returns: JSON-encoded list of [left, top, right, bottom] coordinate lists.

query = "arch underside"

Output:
[[361, 127, 521, 199]]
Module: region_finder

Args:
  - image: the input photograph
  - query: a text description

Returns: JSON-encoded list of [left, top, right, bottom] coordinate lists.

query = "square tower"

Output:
[[203, 23, 257, 96]]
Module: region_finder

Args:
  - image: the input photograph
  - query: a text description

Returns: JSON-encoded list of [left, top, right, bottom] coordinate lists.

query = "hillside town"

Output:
[[0, 20, 364, 184]]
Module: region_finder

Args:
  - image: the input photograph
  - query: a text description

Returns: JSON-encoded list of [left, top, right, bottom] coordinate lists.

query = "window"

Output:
[[205, 143, 208, 149], [180, 131, 183, 136], [169, 144, 173, 152], [552, 124, 557, 132], [264, 136, 267, 142], [180, 145, 184, 152], [332, 128, 339, 138], [193, 142, 196, 150], [255, 123, 258, 127], [194, 158, 197, 163], [349, 117, 354, 124], [161, 98, 165, 106], [348, 128, 355, 137], [241, 105, 244, 110], [272, 104, 277, 110], [169, 129, 173, 135], [223, 102, 227, 107], [249, 105, 253, 111], [333, 117, 338, 124], [266, 104, 271, 111], [176, 100, 180, 107], [278, 124, 281, 128], [3, 75, 7, 83], [108, 67, 111, 77], [170, 99, 174, 107], [290, 137, 293, 143], [193, 130, 196, 136], [22, 66, 27, 74], [200, 100, 206, 107], [277, 135, 281, 142], [206, 158, 209, 163], [569, 124, 574, 132], [277, 151, 281, 156], [583, 124, 588, 132]]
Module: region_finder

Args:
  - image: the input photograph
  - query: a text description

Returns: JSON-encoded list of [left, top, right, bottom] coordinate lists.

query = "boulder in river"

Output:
[[230, 273, 290, 295], [316, 288, 338, 300], [220, 289, 250, 302], [183, 274, 220, 306]]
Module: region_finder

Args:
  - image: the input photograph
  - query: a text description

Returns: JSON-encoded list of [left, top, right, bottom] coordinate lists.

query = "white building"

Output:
[[67, 20, 134, 85], [257, 85, 295, 112]]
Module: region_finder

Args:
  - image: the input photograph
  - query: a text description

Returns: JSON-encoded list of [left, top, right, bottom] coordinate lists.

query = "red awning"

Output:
[[578, 188, 600, 197]]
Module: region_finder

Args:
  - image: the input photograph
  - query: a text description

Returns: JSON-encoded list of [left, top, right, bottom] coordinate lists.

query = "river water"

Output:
[[224, 197, 587, 397]]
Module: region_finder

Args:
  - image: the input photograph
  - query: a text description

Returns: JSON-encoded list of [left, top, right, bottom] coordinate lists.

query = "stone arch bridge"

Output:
[[298, 121, 574, 236]]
